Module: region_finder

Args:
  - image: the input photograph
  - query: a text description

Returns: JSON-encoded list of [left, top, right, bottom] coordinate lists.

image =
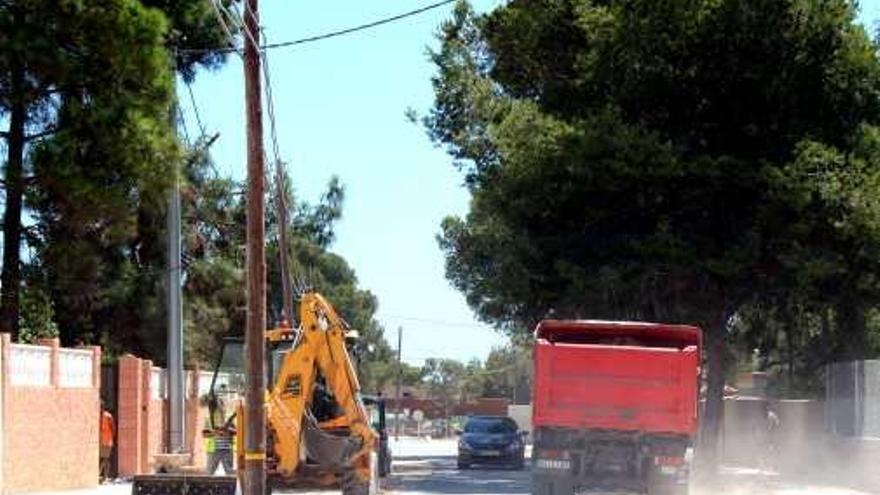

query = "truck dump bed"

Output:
[[533, 320, 700, 436]]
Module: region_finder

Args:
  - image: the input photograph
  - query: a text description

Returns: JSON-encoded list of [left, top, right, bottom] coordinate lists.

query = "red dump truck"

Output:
[[531, 320, 701, 495]]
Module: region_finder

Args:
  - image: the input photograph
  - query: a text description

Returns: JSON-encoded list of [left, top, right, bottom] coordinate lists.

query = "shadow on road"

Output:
[[388, 455, 530, 494]]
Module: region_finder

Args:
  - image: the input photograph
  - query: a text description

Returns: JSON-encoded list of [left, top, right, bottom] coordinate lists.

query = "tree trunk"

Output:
[[0, 55, 26, 340], [697, 314, 727, 476]]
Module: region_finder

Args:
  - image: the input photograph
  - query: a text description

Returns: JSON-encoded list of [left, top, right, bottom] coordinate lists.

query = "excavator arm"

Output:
[[134, 292, 377, 495], [259, 292, 377, 491]]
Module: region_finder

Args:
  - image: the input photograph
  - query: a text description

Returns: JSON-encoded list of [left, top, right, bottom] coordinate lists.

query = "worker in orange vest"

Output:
[[100, 408, 115, 482]]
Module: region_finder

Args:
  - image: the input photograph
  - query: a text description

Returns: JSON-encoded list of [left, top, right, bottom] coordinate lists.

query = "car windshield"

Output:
[[464, 418, 517, 434]]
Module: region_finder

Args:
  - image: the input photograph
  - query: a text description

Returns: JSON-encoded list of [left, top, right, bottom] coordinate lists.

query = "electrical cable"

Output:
[[238, 3, 262, 58], [176, 106, 191, 147], [383, 314, 493, 329], [186, 81, 207, 138], [262, 47, 283, 171], [209, 0, 243, 56], [185, 0, 456, 55]]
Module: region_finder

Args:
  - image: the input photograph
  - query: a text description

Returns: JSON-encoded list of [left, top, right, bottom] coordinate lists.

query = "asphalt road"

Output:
[[384, 439, 529, 495], [377, 438, 877, 495], [37, 438, 876, 495]]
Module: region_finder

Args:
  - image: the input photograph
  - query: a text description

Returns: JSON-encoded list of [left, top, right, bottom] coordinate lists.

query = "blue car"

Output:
[[457, 416, 526, 470]]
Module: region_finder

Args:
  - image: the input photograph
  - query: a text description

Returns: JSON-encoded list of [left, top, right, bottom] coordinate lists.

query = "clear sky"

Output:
[[180, 0, 880, 366], [864, 1, 880, 32], [181, 0, 506, 366]]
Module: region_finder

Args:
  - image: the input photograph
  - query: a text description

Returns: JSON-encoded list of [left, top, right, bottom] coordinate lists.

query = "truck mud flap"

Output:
[[132, 474, 238, 495]]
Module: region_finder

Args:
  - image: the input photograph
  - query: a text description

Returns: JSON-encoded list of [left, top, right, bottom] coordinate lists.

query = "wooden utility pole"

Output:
[[243, 0, 266, 494]]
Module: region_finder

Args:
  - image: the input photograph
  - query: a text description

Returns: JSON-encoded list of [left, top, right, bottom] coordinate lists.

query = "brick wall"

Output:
[[0, 335, 101, 494], [116, 354, 145, 476], [116, 355, 209, 476], [146, 366, 165, 473]]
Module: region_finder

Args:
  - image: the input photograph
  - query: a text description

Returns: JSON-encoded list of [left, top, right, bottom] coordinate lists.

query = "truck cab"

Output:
[[531, 320, 701, 495]]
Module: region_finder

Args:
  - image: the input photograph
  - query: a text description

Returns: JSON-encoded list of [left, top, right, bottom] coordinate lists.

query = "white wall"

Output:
[[508, 404, 532, 442]]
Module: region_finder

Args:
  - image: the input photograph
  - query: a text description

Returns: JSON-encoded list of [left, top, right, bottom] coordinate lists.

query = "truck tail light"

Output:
[[654, 456, 684, 467], [539, 449, 570, 460], [654, 456, 687, 476]]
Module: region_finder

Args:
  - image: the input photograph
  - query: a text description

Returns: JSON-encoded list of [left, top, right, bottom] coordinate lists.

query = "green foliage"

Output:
[[480, 344, 532, 403], [4, 0, 177, 350], [425, 0, 880, 468], [427, 0, 880, 357], [429, 0, 880, 332], [140, 0, 232, 80], [18, 285, 59, 343], [421, 358, 468, 411], [0, 0, 180, 340], [1, 0, 233, 341], [408, 345, 530, 405]]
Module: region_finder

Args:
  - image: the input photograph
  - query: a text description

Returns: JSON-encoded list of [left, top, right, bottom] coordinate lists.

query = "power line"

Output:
[[382, 314, 494, 329], [185, 0, 456, 55], [261, 46, 282, 168], [185, 81, 207, 138], [209, 0, 242, 56]]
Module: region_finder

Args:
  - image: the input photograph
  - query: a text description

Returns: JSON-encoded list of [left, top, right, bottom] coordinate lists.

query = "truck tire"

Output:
[[649, 483, 688, 495], [379, 449, 392, 477], [531, 478, 572, 495], [647, 484, 687, 495], [264, 477, 274, 495]]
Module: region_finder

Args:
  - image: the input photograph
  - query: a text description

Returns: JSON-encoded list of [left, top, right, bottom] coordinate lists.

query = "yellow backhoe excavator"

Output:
[[132, 291, 384, 495]]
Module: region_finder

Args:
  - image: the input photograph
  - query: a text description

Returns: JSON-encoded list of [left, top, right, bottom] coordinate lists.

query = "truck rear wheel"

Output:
[[646, 466, 688, 495], [647, 484, 688, 495], [531, 478, 572, 495]]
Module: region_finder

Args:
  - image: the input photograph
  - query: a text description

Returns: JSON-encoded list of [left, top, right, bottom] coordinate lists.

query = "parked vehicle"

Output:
[[457, 415, 526, 470], [530, 320, 701, 495]]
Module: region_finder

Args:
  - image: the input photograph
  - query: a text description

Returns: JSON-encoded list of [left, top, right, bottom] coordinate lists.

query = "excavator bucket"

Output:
[[131, 474, 237, 495], [303, 413, 362, 467]]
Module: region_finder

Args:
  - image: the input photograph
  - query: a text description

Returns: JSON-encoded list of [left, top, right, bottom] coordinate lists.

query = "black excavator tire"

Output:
[[341, 451, 378, 495], [341, 466, 370, 495]]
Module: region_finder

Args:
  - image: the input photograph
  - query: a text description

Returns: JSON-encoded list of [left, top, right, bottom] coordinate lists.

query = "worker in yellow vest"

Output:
[[203, 396, 235, 475]]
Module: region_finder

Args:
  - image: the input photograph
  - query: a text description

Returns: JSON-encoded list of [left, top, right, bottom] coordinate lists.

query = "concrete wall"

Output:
[[864, 360, 880, 437], [507, 404, 532, 442], [0, 336, 101, 494]]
